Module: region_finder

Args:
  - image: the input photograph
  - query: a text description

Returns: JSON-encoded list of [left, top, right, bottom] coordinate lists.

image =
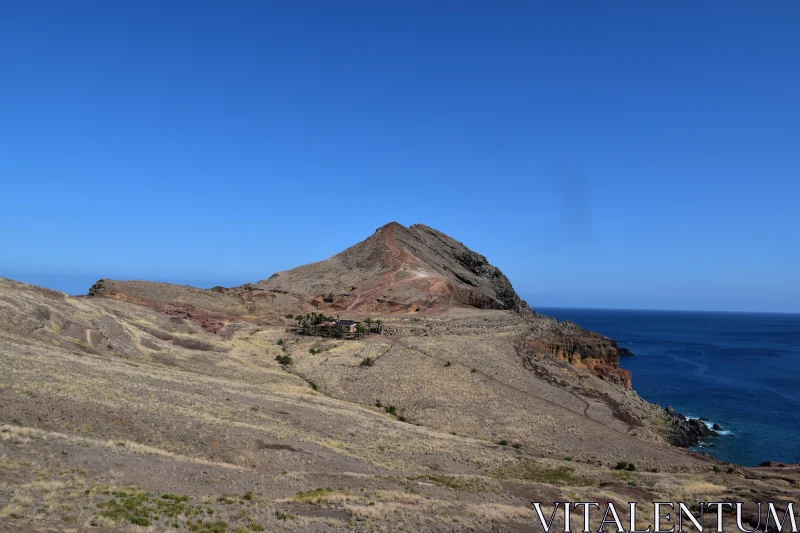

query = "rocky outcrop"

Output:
[[618, 347, 635, 357], [664, 408, 717, 447], [593, 365, 633, 389], [528, 321, 633, 389]]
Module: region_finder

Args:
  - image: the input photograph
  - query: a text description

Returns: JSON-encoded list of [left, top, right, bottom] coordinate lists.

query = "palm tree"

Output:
[[375, 319, 383, 335], [355, 323, 366, 339], [364, 318, 373, 335]]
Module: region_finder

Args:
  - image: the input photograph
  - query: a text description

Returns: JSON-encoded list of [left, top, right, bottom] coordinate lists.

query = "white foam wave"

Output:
[[686, 417, 733, 436]]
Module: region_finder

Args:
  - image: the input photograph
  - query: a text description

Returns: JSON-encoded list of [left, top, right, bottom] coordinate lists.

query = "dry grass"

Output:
[[1, 278, 798, 532]]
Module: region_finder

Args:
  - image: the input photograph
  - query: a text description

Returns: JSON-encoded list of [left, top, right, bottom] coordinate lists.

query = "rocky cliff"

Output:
[[526, 319, 633, 388]]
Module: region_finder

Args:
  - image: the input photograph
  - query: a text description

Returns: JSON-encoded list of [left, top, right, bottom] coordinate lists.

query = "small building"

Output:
[[335, 320, 359, 334], [317, 319, 360, 335]]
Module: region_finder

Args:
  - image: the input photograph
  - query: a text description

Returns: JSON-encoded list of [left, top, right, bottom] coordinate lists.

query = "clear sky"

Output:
[[1, 2, 798, 313]]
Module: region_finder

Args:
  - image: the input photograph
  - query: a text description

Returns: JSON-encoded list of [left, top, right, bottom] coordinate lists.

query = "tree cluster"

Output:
[[293, 313, 384, 338]]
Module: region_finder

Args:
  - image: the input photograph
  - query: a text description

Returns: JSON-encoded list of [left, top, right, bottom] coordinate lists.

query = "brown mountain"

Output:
[[235, 222, 533, 315]]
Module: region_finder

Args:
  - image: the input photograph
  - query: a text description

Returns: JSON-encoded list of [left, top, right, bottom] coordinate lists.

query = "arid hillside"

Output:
[[2, 223, 798, 532]]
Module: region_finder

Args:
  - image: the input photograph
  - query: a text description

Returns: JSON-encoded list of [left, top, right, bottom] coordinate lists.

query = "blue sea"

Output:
[[537, 308, 800, 467]]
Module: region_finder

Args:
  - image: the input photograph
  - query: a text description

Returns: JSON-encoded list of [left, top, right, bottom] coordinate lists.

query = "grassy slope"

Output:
[[0, 278, 796, 532]]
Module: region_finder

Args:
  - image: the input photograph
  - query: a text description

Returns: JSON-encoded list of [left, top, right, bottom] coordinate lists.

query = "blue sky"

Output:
[[1, 2, 798, 312]]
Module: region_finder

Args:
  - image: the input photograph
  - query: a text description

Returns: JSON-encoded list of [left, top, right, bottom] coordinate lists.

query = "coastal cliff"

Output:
[[528, 320, 633, 389]]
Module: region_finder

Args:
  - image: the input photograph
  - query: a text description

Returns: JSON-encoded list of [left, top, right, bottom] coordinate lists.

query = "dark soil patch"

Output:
[[254, 440, 310, 454]]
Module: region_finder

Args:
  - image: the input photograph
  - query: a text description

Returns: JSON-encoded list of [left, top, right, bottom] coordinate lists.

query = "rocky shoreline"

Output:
[[664, 406, 721, 447]]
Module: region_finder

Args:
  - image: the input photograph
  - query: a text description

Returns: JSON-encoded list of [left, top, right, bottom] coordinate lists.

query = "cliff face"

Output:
[[528, 321, 633, 389], [404, 224, 534, 315]]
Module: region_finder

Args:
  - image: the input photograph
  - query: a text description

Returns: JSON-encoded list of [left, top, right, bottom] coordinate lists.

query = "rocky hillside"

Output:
[[2, 276, 797, 533], [0, 223, 771, 532], [243, 222, 534, 315]]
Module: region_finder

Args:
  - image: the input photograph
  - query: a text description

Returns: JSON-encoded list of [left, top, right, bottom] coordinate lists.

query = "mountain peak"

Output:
[[255, 223, 533, 315], [377, 221, 405, 231]]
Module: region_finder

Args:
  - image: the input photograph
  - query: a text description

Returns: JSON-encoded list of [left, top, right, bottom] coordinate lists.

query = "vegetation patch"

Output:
[[292, 487, 338, 503], [90, 488, 267, 530], [89, 488, 251, 529], [613, 461, 636, 471], [0, 457, 32, 469], [612, 470, 636, 483], [92, 489, 196, 527], [187, 519, 229, 532], [493, 459, 596, 487]]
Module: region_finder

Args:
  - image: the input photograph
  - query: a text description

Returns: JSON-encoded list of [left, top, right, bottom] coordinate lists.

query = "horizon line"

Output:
[[532, 304, 800, 316]]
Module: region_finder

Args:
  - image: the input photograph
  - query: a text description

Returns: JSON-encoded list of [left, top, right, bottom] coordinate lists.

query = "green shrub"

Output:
[[275, 354, 293, 366], [611, 461, 636, 472], [444, 361, 452, 367], [360, 357, 375, 367], [498, 440, 509, 446], [276, 339, 284, 346], [292, 487, 335, 503]]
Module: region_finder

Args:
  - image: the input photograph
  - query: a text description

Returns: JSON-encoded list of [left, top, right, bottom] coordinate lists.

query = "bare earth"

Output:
[[1, 223, 798, 532]]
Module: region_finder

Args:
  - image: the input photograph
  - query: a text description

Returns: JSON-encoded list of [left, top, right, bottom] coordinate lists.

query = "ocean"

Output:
[[536, 307, 800, 467]]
